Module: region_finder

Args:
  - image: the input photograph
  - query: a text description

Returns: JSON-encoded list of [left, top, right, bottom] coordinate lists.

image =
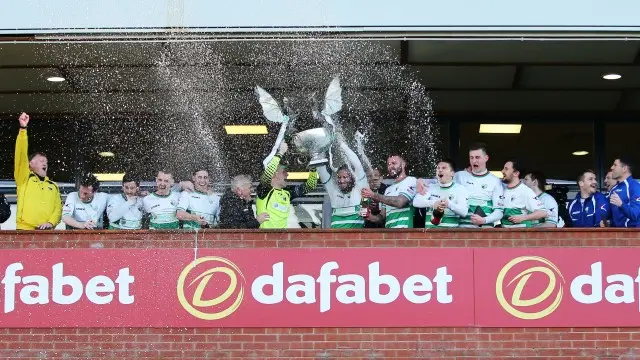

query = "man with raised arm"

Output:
[[318, 136, 370, 228], [107, 172, 144, 230], [454, 142, 504, 228], [256, 142, 318, 229], [14, 112, 62, 230], [361, 154, 417, 228], [413, 159, 469, 228]]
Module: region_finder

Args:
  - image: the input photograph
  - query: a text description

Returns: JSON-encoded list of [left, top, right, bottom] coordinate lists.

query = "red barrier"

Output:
[[476, 248, 640, 327], [0, 248, 475, 327], [2, 246, 639, 328]]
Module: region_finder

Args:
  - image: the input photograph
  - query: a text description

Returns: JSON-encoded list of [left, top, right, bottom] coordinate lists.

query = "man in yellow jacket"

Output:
[[256, 142, 318, 228], [14, 112, 62, 230]]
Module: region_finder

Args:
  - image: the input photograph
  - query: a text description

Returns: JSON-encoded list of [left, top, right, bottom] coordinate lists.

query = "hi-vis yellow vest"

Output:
[[14, 129, 62, 230], [256, 187, 290, 229]]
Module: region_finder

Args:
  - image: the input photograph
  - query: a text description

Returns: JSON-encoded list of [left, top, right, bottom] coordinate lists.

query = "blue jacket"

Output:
[[568, 192, 609, 228], [609, 177, 640, 228]]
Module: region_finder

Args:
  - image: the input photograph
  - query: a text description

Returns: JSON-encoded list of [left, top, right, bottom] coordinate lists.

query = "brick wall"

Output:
[[0, 228, 638, 359]]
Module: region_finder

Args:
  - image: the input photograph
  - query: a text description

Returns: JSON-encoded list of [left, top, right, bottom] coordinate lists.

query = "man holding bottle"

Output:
[[413, 159, 469, 228]]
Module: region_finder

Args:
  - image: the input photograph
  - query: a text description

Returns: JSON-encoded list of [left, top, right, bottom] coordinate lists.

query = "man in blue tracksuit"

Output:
[[609, 157, 640, 228], [568, 170, 609, 227]]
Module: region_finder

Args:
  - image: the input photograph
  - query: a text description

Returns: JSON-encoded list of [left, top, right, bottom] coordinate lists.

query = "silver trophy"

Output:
[[292, 128, 334, 168], [255, 76, 342, 169]]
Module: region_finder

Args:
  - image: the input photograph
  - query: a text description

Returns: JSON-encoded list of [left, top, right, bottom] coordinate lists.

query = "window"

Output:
[[458, 120, 594, 181]]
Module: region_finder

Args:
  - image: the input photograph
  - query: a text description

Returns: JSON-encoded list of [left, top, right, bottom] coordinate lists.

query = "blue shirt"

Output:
[[609, 176, 640, 228], [568, 192, 609, 228]]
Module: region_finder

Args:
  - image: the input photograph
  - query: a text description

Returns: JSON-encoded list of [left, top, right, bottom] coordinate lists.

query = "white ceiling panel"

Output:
[[520, 65, 640, 89], [409, 41, 640, 64], [412, 65, 516, 89], [0, 68, 70, 92], [430, 90, 621, 112]]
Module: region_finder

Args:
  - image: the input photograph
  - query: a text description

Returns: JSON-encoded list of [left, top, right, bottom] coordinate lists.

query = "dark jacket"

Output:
[[218, 190, 260, 229], [0, 194, 10, 224]]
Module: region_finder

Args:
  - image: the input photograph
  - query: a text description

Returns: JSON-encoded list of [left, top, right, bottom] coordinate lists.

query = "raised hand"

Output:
[[18, 112, 30, 127]]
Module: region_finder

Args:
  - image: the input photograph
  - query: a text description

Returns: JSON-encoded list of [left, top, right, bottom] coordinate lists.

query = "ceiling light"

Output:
[[602, 73, 621, 80], [479, 124, 522, 134], [46, 76, 66, 82], [99, 151, 115, 157], [94, 173, 124, 181], [490, 171, 504, 179], [224, 125, 268, 135], [572, 151, 589, 156], [287, 172, 311, 180]]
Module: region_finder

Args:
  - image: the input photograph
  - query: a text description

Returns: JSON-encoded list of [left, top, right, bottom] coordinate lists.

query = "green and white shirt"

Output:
[[413, 182, 469, 228], [320, 167, 369, 229], [62, 192, 109, 229], [454, 171, 504, 227], [107, 194, 144, 230], [383, 176, 417, 229], [537, 192, 565, 228], [502, 182, 545, 228], [177, 190, 221, 229], [142, 191, 180, 229]]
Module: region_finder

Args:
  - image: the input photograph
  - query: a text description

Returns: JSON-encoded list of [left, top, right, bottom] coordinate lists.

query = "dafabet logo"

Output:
[[177, 257, 245, 320], [495, 256, 564, 320]]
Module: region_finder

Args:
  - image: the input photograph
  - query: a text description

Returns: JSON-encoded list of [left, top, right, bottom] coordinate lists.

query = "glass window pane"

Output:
[[459, 121, 594, 181]]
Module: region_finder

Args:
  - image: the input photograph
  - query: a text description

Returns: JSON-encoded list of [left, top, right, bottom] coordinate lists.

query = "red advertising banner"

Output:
[[0, 248, 474, 327], [475, 248, 640, 327]]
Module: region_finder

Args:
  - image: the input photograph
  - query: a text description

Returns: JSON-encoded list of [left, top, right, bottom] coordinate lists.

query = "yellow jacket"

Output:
[[14, 129, 62, 230]]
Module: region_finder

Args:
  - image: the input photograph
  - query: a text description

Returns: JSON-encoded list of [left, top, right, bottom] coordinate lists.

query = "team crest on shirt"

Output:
[[171, 200, 178, 206], [511, 196, 516, 202], [448, 194, 455, 200], [481, 184, 488, 189]]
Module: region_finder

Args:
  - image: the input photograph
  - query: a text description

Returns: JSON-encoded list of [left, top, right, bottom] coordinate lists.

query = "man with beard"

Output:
[[413, 159, 469, 228], [567, 170, 609, 227], [454, 143, 504, 228], [107, 172, 144, 230], [219, 175, 269, 229], [256, 142, 318, 229], [143, 170, 182, 229], [14, 112, 62, 230], [500, 160, 547, 228], [362, 154, 417, 228], [364, 166, 389, 228], [318, 138, 370, 228], [177, 169, 221, 229], [523, 171, 565, 228], [608, 157, 640, 227], [62, 173, 109, 230]]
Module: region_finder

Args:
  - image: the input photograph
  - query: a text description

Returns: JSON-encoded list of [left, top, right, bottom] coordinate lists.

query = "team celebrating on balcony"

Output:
[[9, 112, 640, 230]]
